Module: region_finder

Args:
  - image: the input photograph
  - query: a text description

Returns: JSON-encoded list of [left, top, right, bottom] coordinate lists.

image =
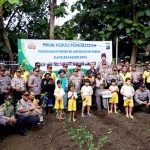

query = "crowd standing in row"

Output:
[[1, 53, 150, 142]]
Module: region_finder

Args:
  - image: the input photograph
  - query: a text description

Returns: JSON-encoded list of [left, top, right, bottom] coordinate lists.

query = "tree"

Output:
[[49, 0, 56, 39], [67, 0, 150, 63], [0, 0, 22, 61], [49, 0, 68, 39]]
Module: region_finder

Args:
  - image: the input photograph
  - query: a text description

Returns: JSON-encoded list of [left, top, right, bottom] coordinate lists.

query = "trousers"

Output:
[[16, 115, 39, 131]]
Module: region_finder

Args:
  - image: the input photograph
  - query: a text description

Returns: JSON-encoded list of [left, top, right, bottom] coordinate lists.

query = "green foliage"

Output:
[[68, 125, 95, 150], [68, 125, 111, 150], [65, 0, 150, 59], [64, 114, 72, 124], [0, 41, 9, 53], [0, 0, 21, 6], [54, 1, 68, 18], [98, 136, 111, 147]]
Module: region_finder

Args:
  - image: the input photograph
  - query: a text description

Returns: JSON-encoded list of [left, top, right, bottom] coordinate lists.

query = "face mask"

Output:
[[6, 101, 10, 106]]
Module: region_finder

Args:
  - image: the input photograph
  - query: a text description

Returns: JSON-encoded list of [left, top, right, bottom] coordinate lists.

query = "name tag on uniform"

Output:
[[102, 90, 112, 98]]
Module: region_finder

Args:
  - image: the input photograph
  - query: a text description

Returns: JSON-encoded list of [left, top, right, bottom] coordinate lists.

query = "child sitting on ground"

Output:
[[54, 80, 65, 120], [109, 79, 119, 113], [68, 84, 78, 122], [81, 79, 93, 117], [120, 78, 135, 119]]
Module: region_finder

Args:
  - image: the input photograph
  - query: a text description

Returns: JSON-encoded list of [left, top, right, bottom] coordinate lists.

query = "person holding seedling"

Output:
[[81, 79, 93, 117], [0, 95, 17, 141], [1, 95, 16, 123], [54, 80, 65, 120], [16, 91, 40, 136], [109, 79, 119, 113], [68, 83, 78, 122], [95, 72, 107, 110], [99, 61, 110, 80], [120, 78, 135, 119], [41, 72, 55, 115]]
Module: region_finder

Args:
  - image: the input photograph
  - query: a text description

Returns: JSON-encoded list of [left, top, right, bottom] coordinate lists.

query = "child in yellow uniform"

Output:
[[120, 78, 135, 119], [54, 80, 65, 120], [68, 85, 78, 122], [81, 79, 93, 117], [109, 79, 119, 113]]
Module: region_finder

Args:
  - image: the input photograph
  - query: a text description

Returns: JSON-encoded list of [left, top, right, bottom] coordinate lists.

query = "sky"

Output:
[[55, 0, 78, 26]]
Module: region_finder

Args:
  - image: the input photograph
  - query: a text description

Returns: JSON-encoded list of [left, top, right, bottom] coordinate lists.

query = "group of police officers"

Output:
[[0, 52, 150, 142]]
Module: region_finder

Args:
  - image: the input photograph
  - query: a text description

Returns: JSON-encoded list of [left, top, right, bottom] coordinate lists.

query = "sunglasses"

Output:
[[1, 70, 5, 72], [35, 71, 39, 72], [64, 66, 68, 67], [74, 71, 78, 72]]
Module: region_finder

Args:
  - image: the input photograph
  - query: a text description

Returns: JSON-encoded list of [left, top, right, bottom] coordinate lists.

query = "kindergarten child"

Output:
[[81, 79, 93, 117], [54, 80, 65, 120], [68, 84, 78, 122], [109, 79, 119, 113], [120, 78, 135, 119]]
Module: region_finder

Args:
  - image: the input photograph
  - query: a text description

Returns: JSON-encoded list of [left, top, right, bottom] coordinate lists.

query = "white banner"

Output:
[[18, 40, 112, 72]]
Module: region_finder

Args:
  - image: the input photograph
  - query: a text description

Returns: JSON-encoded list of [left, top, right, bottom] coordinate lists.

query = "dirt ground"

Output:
[[0, 109, 150, 150]]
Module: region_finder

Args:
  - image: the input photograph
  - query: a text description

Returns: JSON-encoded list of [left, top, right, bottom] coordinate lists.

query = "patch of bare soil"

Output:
[[0, 110, 150, 150]]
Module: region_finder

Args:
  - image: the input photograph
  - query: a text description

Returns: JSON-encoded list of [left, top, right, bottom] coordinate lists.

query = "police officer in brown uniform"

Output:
[[0, 67, 11, 105], [63, 63, 71, 82], [16, 91, 40, 136], [96, 53, 110, 70], [69, 69, 82, 94], [28, 68, 42, 100], [30, 62, 43, 78], [11, 68, 26, 105], [76, 63, 85, 79], [117, 59, 125, 72], [134, 83, 150, 113], [99, 62, 110, 80], [130, 65, 142, 90], [136, 61, 144, 73]]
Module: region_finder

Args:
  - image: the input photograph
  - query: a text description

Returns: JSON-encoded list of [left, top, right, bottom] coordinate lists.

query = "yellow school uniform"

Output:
[[121, 85, 134, 107], [143, 70, 150, 83], [68, 91, 78, 111], [81, 85, 93, 107], [54, 87, 65, 109], [123, 99, 134, 107], [120, 72, 132, 84], [84, 76, 95, 83], [109, 85, 119, 103]]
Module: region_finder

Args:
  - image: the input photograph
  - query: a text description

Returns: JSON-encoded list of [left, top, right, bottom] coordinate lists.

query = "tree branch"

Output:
[[5, 7, 19, 29]]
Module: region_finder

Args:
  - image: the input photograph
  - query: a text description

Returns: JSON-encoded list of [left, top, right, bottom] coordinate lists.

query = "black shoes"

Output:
[[19, 130, 26, 136], [0, 135, 6, 142], [0, 136, 3, 142]]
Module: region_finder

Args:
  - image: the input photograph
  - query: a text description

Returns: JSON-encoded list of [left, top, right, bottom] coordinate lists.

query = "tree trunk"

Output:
[[130, 5, 137, 64], [49, 0, 57, 39], [130, 45, 138, 64], [0, 5, 13, 61]]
